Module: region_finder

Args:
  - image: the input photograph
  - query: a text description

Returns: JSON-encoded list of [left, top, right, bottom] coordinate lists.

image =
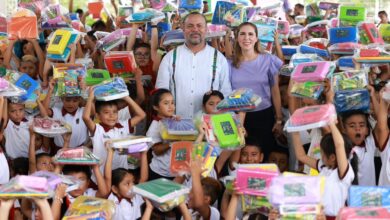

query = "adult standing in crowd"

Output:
[[229, 22, 283, 157], [156, 12, 231, 119]]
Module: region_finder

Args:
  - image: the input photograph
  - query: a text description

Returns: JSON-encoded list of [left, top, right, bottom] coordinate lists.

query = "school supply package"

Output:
[[7, 8, 38, 39], [170, 141, 193, 176], [47, 29, 80, 61], [291, 61, 334, 82], [192, 142, 219, 178], [94, 77, 129, 101], [107, 136, 152, 154], [104, 51, 137, 79], [160, 118, 198, 141], [285, 104, 337, 132], [33, 118, 72, 138], [32, 171, 81, 193], [338, 207, 390, 220], [54, 147, 100, 165], [236, 166, 279, 196], [348, 186, 390, 209], [63, 196, 116, 220], [0, 175, 49, 198], [216, 88, 262, 112], [334, 89, 370, 113], [53, 64, 86, 97], [132, 178, 190, 212]]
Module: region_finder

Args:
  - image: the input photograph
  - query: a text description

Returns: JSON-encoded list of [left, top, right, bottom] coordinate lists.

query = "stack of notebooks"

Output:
[[160, 118, 198, 141], [53, 64, 86, 97], [216, 88, 262, 112], [54, 147, 100, 165], [63, 196, 115, 220], [8, 8, 38, 39], [94, 77, 129, 101], [107, 136, 152, 154], [33, 117, 72, 137], [0, 175, 49, 198], [47, 29, 79, 61]]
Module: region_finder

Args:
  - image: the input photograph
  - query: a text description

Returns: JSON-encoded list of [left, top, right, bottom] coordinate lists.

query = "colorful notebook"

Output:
[[33, 118, 72, 137], [104, 51, 136, 78], [211, 113, 240, 149], [54, 147, 100, 165], [8, 9, 38, 39], [53, 64, 86, 97], [329, 27, 358, 45], [170, 141, 193, 175], [86, 69, 111, 86], [14, 73, 39, 101], [94, 77, 129, 101], [339, 5, 366, 27], [291, 61, 332, 82], [236, 167, 279, 196], [88, 2, 104, 19], [47, 29, 72, 55], [63, 196, 115, 220]]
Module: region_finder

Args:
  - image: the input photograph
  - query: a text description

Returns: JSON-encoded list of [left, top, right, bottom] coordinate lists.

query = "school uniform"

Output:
[[353, 133, 377, 186], [147, 120, 173, 178], [52, 107, 88, 148], [317, 160, 354, 217], [108, 193, 144, 220], [67, 188, 97, 204], [4, 119, 30, 159], [183, 206, 220, 220], [378, 136, 390, 186], [304, 128, 322, 174], [91, 120, 132, 182], [0, 150, 9, 184]]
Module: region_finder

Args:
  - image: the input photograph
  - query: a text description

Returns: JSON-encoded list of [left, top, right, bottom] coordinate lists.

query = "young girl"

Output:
[[105, 145, 149, 220], [146, 89, 176, 180], [292, 120, 356, 218]]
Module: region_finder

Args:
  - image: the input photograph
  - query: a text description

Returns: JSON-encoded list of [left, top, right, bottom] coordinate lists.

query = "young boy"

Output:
[[0, 97, 9, 184], [83, 88, 145, 177], [41, 80, 89, 151], [268, 147, 289, 172]]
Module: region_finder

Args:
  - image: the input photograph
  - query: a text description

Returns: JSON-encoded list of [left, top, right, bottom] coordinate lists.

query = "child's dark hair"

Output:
[[202, 90, 224, 106], [36, 153, 51, 161], [201, 177, 222, 205], [134, 42, 151, 52], [12, 158, 29, 175], [150, 88, 172, 115], [244, 136, 263, 154], [340, 110, 371, 134], [268, 146, 289, 159], [62, 165, 92, 177], [95, 100, 119, 114], [112, 168, 137, 187], [320, 133, 358, 184]]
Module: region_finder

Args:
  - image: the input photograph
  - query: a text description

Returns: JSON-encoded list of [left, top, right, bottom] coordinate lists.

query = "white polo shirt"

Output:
[[91, 121, 131, 177], [52, 107, 88, 148], [353, 133, 377, 186], [108, 193, 144, 220], [147, 120, 173, 177], [318, 160, 354, 217], [4, 119, 30, 159], [156, 44, 232, 119], [378, 136, 390, 186], [184, 206, 220, 220], [0, 152, 9, 184]]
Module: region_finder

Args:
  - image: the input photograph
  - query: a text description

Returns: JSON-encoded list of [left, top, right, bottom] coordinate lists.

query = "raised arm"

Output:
[[139, 151, 148, 183], [4, 39, 17, 69], [82, 88, 97, 135], [126, 24, 139, 51], [123, 96, 146, 127], [133, 68, 145, 105], [150, 20, 161, 72], [93, 164, 110, 198], [28, 126, 37, 174], [373, 89, 389, 150], [292, 132, 318, 169], [28, 39, 45, 79], [43, 79, 55, 117], [104, 145, 114, 192], [329, 122, 349, 178], [190, 158, 210, 219]]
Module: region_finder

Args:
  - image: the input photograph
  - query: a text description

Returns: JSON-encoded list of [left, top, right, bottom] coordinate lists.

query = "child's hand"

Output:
[[172, 115, 181, 121], [29, 125, 35, 136], [48, 78, 56, 91], [87, 86, 95, 99], [198, 122, 208, 135], [54, 184, 68, 200], [133, 68, 143, 81], [268, 208, 280, 220], [273, 30, 279, 42], [190, 157, 205, 177], [62, 132, 72, 143], [41, 81, 48, 89], [0, 199, 15, 210], [144, 198, 153, 210]]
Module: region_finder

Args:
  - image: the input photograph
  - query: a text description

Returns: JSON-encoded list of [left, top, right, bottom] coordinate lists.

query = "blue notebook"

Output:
[[46, 32, 78, 61], [212, 1, 236, 25], [329, 27, 358, 45], [14, 74, 39, 101]]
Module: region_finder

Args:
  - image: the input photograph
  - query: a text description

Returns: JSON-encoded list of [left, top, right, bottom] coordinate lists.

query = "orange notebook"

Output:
[[88, 2, 104, 19], [8, 16, 38, 39], [170, 141, 193, 175]]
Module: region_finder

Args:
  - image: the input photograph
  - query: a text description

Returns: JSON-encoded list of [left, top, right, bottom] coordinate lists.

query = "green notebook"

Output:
[[133, 178, 189, 202], [85, 69, 111, 86], [211, 113, 240, 148]]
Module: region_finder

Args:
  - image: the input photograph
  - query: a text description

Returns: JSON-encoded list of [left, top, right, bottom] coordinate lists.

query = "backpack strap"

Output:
[[210, 48, 218, 91], [172, 48, 178, 109]]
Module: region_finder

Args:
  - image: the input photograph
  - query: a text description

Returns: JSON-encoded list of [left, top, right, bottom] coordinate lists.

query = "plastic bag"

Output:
[[170, 141, 192, 176], [63, 196, 115, 220], [268, 176, 325, 206], [107, 136, 151, 154], [47, 29, 80, 61], [348, 186, 390, 208], [338, 207, 390, 220], [224, 5, 247, 27], [304, 20, 329, 38], [85, 69, 111, 86], [8, 8, 38, 39], [32, 171, 81, 193], [14, 73, 39, 102], [54, 147, 100, 165], [179, 0, 202, 10], [298, 44, 329, 59], [216, 88, 262, 112], [104, 51, 136, 78], [53, 64, 86, 97], [328, 42, 361, 55], [379, 24, 390, 43], [162, 29, 185, 46], [161, 118, 198, 135], [94, 77, 129, 101], [0, 81, 27, 97], [132, 178, 190, 212], [289, 24, 304, 39], [33, 118, 71, 137], [332, 70, 368, 91], [285, 104, 337, 132], [41, 4, 70, 29], [303, 38, 328, 49], [291, 61, 333, 82], [212, 1, 236, 25], [358, 22, 384, 45], [192, 142, 219, 177], [236, 167, 279, 196], [338, 5, 366, 27], [337, 56, 355, 71], [96, 29, 126, 52], [241, 195, 272, 215], [291, 81, 324, 100], [202, 113, 245, 150], [0, 175, 49, 198], [334, 89, 370, 113], [289, 53, 324, 67]]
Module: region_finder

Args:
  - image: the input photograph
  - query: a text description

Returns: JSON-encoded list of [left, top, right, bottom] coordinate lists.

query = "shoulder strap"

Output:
[[210, 48, 218, 91], [172, 48, 178, 110]]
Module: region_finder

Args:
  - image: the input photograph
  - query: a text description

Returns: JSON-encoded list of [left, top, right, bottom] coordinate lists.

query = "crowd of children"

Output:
[[1, 0, 390, 219]]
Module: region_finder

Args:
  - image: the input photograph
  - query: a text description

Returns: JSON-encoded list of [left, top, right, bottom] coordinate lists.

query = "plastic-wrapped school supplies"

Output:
[[318, 2, 339, 10], [338, 5, 366, 27], [63, 196, 115, 220], [0, 175, 49, 198], [107, 136, 152, 154], [348, 186, 390, 209], [236, 167, 279, 196], [46, 29, 80, 61], [0, 78, 9, 91], [33, 118, 71, 138], [126, 8, 164, 23], [223, 5, 247, 27], [41, 4, 70, 29], [277, 20, 290, 40], [304, 20, 329, 39], [332, 70, 368, 91], [202, 113, 245, 150], [289, 24, 304, 39], [334, 89, 370, 113], [94, 77, 129, 101], [104, 51, 136, 78], [8, 8, 38, 39], [85, 69, 110, 86], [337, 56, 355, 71], [358, 22, 384, 45], [216, 88, 262, 112], [254, 17, 278, 42], [268, 176, 325, 206], [54, 147, 100, 165], [338, 207, 390, 220], [354, 47, 390, 63], [291, 61, 333, 82], [193, 142, 219, 177], [328, 42, 362, 55], [212, 1, 236, 26], [32, 171, 80, 193], [282, 46, 297, 60], [329, 26, 358, 45], [53, 64, 86, 97], [290, 81, 324, 100], [162, 30, 185, 46], [206, 24, 227, 38], [160, 118, 198, 141], [14, 73, 39, 102], [88, 1, 104, 19], [285, 104, 337, 132], [241, 195, 272, 215], [379, 24, 390, 43], [289, 53, 324, 67], [132, 178, 190, 212], [0, 81, 27, 97], [179, 0, 202, 10], [18, 0, 45, 14], [170, 141, 192, 176]]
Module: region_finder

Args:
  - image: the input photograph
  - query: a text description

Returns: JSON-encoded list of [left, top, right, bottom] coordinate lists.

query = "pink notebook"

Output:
[[292, 61, 331, 82], [289, 104, 336, 127], [236, 167, 279, 196], [339, 207, 390, 220]]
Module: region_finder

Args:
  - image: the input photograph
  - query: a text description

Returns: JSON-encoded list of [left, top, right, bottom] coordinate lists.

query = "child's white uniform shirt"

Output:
[[304, 128, 322, 174], [108, 193, 144, 220], [67, 188, 97, 204], [4, 119, 30, 159], [147, 120, 173, 177], [0, 152, 9, 184], [183, 206, 220, 220], [378, 136, 390, 186], [318, 160, 354, 217], [91, 120, 131, 181], [52, 107, 88, 148], [353, 133, 377, 186]]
